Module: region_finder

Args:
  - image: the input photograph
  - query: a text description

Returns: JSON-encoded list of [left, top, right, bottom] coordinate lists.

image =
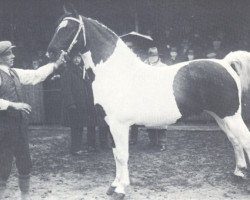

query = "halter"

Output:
[[62, 15, 86, 53], [61, 15, 91, 79]]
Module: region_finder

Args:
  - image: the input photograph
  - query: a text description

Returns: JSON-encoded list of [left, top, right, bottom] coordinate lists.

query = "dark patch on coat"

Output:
[[230, 63, 240, 76], [94, 104, 115, 148], [173, 60, 239, 119], [84, 17, 118, 65]]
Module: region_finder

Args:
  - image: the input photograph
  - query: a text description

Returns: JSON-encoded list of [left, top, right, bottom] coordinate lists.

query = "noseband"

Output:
[[62, 15, 86, 53]]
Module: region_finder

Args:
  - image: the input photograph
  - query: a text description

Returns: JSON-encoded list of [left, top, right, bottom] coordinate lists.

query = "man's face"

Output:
[[148, 55, 159, 64], [213, 40, 221, 50], [0, 50, 15, 67], [170, 51, 177, 57], [73, 55, 82, 66]]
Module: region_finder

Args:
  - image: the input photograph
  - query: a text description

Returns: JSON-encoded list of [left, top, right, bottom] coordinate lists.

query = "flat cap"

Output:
[[0, 41, 15, 56]]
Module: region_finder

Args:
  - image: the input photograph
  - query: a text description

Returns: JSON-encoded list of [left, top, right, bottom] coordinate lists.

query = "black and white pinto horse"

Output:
[[47, 9, 250, 200]]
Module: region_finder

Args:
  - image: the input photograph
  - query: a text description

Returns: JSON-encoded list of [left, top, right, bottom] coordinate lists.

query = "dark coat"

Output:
[[60, 63, 96, 127]]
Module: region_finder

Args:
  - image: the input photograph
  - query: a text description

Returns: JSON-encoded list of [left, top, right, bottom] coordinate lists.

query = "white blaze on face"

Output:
[[57, 20, 68, 33]]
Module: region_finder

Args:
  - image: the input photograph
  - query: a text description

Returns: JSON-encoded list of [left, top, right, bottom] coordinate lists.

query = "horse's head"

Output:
[[47, 4, 87, 61], [47, 4, 119, 65]]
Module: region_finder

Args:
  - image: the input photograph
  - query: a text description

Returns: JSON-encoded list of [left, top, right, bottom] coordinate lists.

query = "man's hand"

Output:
[[54, 50, 68, 70], [9, 102, 32, 114]]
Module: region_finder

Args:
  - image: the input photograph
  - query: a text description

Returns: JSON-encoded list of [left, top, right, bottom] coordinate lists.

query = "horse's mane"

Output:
[[84, 16, 119, 38]]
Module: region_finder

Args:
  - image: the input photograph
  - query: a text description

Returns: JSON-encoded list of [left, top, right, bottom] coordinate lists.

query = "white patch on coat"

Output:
[[91, 41, 243, 128], [224, 51, 250, 92], [57, 20, 68, 32], [92, 39, 185, 127]]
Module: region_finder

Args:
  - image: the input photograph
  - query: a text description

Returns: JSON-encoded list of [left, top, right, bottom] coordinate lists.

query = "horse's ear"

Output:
[[63, 2, 78, 16]]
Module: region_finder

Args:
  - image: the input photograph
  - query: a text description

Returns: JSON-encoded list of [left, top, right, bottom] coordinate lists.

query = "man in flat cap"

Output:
[[0, 41, 66, 200]]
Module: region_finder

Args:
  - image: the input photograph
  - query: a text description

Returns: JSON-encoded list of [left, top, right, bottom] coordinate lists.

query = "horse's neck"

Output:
[[101, 39, 145, 69], [84, 17, 119, 65]]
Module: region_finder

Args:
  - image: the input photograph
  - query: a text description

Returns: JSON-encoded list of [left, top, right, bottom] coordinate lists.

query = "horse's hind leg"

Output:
[[209, 112, 247, 178], [223, 114, 250, 162]]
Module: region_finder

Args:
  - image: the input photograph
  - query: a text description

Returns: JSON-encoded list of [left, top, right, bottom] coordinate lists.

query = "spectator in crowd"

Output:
[[32, 59, 40, 70], [178, 39, 191, 61], [125, 41, 135, 52], [144, 47, 167, 151], [0, 41, 66, 200], [20, 60, 29, 69], [164, 47, 180, 65], [206, 39, 226, 59], [187, 49, 195, 61], [163, 27, 172, 51], [190, 32, 203, 59], [61, 54, 109, 155], [125, 40, 147, 61], [37, 50, 47, 66]]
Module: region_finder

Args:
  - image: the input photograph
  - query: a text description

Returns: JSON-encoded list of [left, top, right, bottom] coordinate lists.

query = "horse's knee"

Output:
[[116, 152, 128, 165]]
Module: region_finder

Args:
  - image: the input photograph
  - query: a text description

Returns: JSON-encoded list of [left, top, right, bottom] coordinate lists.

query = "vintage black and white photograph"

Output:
[[0, 0, 250, 199]]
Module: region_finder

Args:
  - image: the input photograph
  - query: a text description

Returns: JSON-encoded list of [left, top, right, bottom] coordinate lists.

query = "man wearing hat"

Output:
[[164, 47, 180, 65], [0, 41, 66, 200], [145, 47, 165, 67]]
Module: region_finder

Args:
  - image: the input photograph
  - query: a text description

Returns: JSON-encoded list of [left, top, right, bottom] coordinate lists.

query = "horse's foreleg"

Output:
[[209, 112, 247, 178], [109, 121, 130, 198], [106, 148, 121, 195]]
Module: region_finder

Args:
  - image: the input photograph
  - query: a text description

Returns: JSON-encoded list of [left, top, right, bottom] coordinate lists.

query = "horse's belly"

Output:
[[92, 66, 182, 126], [129, 88, 182, 126]]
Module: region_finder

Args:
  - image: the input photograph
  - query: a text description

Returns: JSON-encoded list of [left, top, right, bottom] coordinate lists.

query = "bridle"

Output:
[[62, 15, 86, 54], [60, 15, 91, 78]]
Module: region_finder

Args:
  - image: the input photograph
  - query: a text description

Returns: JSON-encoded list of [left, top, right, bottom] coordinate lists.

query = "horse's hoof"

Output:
[[106, 186, 116, 195], [113, 192, 125, 200], [234, 168, 248, 181]]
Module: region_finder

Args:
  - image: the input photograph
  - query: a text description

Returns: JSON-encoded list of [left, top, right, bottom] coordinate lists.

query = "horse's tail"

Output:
[[224, 51, 250, 92]]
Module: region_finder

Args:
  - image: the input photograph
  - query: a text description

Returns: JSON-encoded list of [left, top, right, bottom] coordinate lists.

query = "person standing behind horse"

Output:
[[61, 54, 109, 155], [144, 47, 167, 151], [164, 47, 181, 65], [0, 41, 66, 200]]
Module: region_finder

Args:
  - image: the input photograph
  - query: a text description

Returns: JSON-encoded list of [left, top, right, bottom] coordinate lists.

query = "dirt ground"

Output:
[[3, 127, 250, 200]]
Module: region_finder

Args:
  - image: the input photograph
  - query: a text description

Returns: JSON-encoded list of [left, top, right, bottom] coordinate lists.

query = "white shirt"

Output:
[[0, 63, 55, 110]]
